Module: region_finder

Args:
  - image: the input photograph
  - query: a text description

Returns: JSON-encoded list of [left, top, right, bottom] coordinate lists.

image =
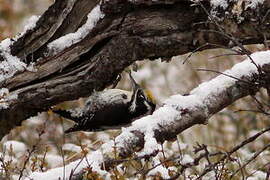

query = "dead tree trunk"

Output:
[[0, 0, 269, 139]]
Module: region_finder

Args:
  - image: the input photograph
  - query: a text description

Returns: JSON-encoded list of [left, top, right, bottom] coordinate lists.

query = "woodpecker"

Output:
[[53, 73, 156, 133]]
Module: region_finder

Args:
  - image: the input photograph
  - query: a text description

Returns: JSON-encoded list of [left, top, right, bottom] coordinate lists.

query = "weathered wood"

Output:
[[0, 0, 270, 139]]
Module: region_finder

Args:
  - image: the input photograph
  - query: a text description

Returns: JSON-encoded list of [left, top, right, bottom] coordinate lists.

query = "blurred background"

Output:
[[0, 1, 269, 179]]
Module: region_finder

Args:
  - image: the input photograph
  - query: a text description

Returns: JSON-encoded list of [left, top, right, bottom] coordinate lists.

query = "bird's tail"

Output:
[[53, 109, 81, 123], [64, 126, 79, 133]]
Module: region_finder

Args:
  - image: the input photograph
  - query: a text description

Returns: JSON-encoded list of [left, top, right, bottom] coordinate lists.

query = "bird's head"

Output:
[[128, 73, 156, 114]]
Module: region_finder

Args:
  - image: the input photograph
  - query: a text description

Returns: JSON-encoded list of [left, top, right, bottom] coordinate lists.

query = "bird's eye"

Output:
[[122, 94, 127, 99], [137, 91, 146, 99]]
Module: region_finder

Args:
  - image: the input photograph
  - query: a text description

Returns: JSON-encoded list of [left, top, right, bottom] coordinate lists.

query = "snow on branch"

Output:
[[0, 38, 36, 89], [47, 4, 104, 55], [27, 50, 270, 179], [0, 0, 269, 139], [0, 17, 39, 109]]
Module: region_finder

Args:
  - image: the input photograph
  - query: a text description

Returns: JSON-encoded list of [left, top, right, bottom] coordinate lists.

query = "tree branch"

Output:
[[27, 51, 270, 179], [1, 0, 270, 138]]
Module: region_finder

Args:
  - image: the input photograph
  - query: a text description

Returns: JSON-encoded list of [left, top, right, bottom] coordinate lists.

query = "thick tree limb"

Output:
[[0, 0, 269, 140], [27, 51, 270, 179]]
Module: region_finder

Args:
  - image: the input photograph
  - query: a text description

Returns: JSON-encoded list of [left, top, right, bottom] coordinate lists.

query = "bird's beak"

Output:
[[129, 71, 140, 91]]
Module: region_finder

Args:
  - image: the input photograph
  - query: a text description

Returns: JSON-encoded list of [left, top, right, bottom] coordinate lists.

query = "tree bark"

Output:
[[28, 52, 270, 179], [0, 0, 269, 139]]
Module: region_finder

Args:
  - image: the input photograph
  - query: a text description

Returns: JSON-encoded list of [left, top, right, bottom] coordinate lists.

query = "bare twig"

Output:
[[197, 126, 270, 179], [196, 68, 254, 85], [230, 143, 270, 178]]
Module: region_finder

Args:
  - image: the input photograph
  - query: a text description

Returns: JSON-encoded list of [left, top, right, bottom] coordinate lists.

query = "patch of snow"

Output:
[[3, 140, 27, 156], [23, 112, 47, 126], [0, 88, 9, 96], [15, 15, 40, 40], [181, 154, 194, 164], [11, 175, 20, 180], [0, 37, 36, 86], [210, 0, 228, 9], [27, 50, 270, 179], [148, 157, 170, 179], [47, 4, 104, 55], [62, 143, 81, 153], [0, 39, 27, 82], [171, 141, 188, 151], [191, 51, 270, 107], [0, 88, 18, 109], [246, 0, 265, 9], [202, 171, 216, 180], [96, 133, 110, 142], [247, 171, 267, 180], [27, 148, 109, 180], [137, 130, 160, 157], [164, 94, 202, 111], [133, 68, 152, 82], [44, 154, 64, 168], [239, 149, 254, 161]]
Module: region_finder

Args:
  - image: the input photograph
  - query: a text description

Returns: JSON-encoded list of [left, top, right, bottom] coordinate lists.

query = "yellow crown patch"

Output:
[[145, 90, 156, 103]]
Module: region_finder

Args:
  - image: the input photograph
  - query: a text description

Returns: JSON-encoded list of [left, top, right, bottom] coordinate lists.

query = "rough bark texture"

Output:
[[29, 56, 270, 179], [0, 0, 270, 139]]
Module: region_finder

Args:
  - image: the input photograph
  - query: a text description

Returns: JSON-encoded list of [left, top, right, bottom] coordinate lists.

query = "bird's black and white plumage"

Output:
[[53, 75, 156, 133]]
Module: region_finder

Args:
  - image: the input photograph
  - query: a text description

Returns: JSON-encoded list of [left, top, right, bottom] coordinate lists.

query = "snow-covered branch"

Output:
[[0, 0, 269, 139], [27, 51, 270, 179]]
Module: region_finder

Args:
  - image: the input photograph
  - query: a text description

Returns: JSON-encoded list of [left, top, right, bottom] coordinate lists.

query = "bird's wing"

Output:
[[64, 114, 95, 133], [83, 89, 132, 113], [53, 108, 83, 123]]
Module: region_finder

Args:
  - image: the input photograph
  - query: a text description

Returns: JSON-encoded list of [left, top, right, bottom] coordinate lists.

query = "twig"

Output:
[[208, 53, 240, 60], [18, 146, 37, 180], [18, 126, 45, 180], [197, 126, 270, 179], [230, 143, 270, 178], [197, 1, 252, 55], [234, 109, 270, 116], [196, 68, 254, 85]]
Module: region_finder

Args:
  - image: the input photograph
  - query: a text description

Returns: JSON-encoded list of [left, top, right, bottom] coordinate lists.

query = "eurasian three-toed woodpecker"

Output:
[[53, 74, 156, 133]]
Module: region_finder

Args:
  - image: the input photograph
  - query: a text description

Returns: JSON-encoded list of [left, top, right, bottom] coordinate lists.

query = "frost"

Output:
[[47, 4, 104, 54]]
